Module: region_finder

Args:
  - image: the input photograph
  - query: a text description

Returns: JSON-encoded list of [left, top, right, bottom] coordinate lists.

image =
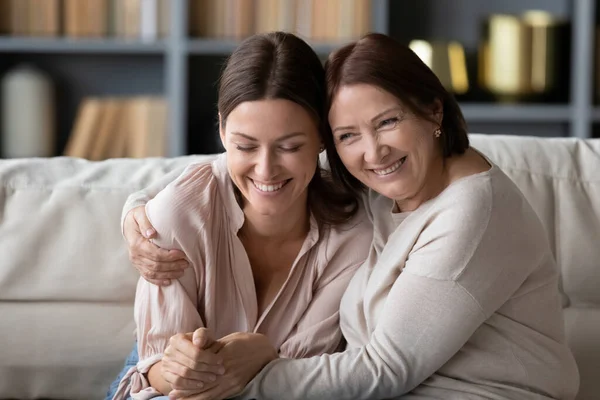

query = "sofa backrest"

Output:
[[471, 134, 600, 400], [0, 154, 215, 399], [0, 135, 598, 399]]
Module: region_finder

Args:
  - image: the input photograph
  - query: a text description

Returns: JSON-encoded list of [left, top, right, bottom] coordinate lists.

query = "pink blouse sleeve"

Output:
[[113, 167, 207, 400]]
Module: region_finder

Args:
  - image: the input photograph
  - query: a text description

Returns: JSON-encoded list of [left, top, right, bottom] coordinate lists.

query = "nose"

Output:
[[254, 148, 278, 180], [363, 134, 390, 165]]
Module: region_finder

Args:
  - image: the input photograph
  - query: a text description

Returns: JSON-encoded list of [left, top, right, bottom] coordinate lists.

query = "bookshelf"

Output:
[[0, 0, 597, 159], [390, 0, 597, 140]]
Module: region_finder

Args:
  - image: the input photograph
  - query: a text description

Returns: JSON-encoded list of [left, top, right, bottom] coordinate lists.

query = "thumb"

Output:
[[133, 207, 156, 239], [192, 328, 214, 349]]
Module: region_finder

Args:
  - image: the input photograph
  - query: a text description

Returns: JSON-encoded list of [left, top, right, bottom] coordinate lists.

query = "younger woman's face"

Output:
[[221, 98, 322, 217]]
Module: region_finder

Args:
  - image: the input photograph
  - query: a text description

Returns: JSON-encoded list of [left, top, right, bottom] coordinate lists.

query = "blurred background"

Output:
[[0, 0, 598, 160]]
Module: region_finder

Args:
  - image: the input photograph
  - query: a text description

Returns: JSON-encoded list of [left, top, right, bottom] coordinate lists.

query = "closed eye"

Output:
[[378, 117, 399, 129], [235, 145, 257, 152], [280, 145, 302, 153]]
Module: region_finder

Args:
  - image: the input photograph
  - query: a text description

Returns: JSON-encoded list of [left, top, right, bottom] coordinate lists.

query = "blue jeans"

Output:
[[105, 343, 139, 400]]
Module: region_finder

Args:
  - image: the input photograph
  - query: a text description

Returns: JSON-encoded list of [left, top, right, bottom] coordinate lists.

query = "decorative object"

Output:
[[409, 39, 469, 95], [479, 11, 570, 102], [1, 64, 55, 158]]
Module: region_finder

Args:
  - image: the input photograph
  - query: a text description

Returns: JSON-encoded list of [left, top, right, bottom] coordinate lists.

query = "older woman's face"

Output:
[[329, 84, 443, 211]]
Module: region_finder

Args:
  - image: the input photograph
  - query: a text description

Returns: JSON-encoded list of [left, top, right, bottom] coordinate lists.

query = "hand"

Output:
[[169, 332, 278, 400], [124, 205, 189, 285], [161, 329, 226, 392]]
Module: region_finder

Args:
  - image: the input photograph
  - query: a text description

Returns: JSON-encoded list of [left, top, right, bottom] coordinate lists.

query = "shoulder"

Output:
[[145, 158, 226, 236], [405, 166, 548, 280]]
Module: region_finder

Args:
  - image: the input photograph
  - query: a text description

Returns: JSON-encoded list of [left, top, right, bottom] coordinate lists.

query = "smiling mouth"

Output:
[[371, 156, 407, 176], [250, 178, 291, 192]]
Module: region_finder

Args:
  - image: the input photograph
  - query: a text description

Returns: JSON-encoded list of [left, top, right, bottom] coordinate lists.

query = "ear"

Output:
[[431, 98, 443, 126], [218, 113, 226, 149]]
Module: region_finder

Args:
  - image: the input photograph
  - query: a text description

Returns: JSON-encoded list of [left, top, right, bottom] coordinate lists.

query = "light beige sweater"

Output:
[[238, 162, 580, 399]]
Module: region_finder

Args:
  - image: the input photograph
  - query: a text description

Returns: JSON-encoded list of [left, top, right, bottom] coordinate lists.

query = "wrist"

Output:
[[256, 334, 278, 365], [147, 361, 171, 395]]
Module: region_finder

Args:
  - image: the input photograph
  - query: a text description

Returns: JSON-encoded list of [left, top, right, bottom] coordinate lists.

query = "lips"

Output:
[[371, 156, 407, 176], [250, 178, 290, 192]]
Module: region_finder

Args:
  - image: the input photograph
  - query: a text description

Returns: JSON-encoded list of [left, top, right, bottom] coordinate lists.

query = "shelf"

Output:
[[460, 103, 572, 123], [186, 38, 355, 55], [186, 39, 239, 55], [0, 37, 167, 54], [591, 107, 600, 122]]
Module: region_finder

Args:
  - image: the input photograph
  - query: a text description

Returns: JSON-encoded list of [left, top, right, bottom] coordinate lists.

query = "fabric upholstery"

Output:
[[0, 135, 598, 399]]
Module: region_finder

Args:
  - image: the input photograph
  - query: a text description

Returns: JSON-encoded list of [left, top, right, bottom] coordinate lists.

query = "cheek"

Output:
[[336, 146, 361, 172], [227, 158, 250, 179]]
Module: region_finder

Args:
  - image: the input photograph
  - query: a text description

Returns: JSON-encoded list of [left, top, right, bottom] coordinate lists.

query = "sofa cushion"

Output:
[[470, 134, 600, 400], [0, 155, 212, 399]]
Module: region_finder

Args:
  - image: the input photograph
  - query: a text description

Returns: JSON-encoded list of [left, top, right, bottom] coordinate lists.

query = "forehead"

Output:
[[329, 84, 405, 121], [226, 98, 318, 138]]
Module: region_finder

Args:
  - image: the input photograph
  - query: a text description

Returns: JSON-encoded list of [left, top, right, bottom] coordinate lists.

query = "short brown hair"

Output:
[[324, 33, 469, 194], [218, 32, 359, 226]]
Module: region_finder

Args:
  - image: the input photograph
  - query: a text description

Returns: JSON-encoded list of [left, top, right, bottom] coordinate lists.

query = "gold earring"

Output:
[[434, 128, 442, 138]]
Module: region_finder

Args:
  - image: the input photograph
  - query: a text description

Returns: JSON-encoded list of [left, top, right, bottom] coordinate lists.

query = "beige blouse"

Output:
[[239, 159, 580, 399], [112, 154, 372, 399]]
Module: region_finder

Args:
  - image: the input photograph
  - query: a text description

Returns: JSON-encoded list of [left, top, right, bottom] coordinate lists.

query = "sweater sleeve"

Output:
[[236, 180, 539, 399]]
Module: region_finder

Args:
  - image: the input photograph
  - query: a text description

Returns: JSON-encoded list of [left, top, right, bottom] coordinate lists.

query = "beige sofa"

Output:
[[0, 134, 598, 400]]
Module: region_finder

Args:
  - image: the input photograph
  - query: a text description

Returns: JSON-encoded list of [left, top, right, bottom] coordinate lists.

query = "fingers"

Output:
[[168, 387, 217, 400], [162, 369, 207, 390], [168, 334, 225, 373], [138, 264, 186, 281], [138, 240, 189, 264], [132, 206, 156, 238], [162, 360, 220, 385], [192, 328, 215, 348]]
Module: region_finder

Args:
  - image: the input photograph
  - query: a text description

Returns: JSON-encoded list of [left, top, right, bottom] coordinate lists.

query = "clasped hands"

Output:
[[160, 328, 277, 400]]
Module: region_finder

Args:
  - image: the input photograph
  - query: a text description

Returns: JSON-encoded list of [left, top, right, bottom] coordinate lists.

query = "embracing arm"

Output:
[[237, 196, 537, 399]]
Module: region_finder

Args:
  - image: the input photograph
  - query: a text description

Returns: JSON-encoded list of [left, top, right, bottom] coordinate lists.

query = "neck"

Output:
[[239, 194, 310, 244], [395, 154, 449, 213]]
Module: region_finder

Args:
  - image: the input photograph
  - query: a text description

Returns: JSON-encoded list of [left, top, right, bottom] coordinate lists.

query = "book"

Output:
[[10, 0, 30, 36], [89, 99, 121, 160], [64, 98, 105, 159], [158, 0, 169, 37], [123, 0, 141, 38], [0, 0, 12, 34], [140, 0, 158, 42]]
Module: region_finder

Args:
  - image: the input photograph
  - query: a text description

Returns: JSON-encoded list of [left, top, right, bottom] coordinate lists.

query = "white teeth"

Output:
[[373, 157, 406, 176], [252, 180, 286, 192]]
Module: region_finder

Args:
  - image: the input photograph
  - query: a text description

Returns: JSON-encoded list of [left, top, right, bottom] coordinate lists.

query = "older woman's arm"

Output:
[[236, 188, 543, 399]]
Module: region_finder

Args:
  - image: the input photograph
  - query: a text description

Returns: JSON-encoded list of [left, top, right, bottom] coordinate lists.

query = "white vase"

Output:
[[1, 64, 55, 158]]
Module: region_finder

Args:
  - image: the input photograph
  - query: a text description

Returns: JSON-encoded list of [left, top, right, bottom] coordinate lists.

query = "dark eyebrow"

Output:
[[371, 107, 402, 122], [230, 132, 257, 141], [332, 106, 403, 133], [230, 131, 306, 141]]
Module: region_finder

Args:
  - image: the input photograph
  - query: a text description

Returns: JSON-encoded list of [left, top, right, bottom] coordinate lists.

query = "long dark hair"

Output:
[[324, 33, 470, 195], [218, 32, 359, 226]]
